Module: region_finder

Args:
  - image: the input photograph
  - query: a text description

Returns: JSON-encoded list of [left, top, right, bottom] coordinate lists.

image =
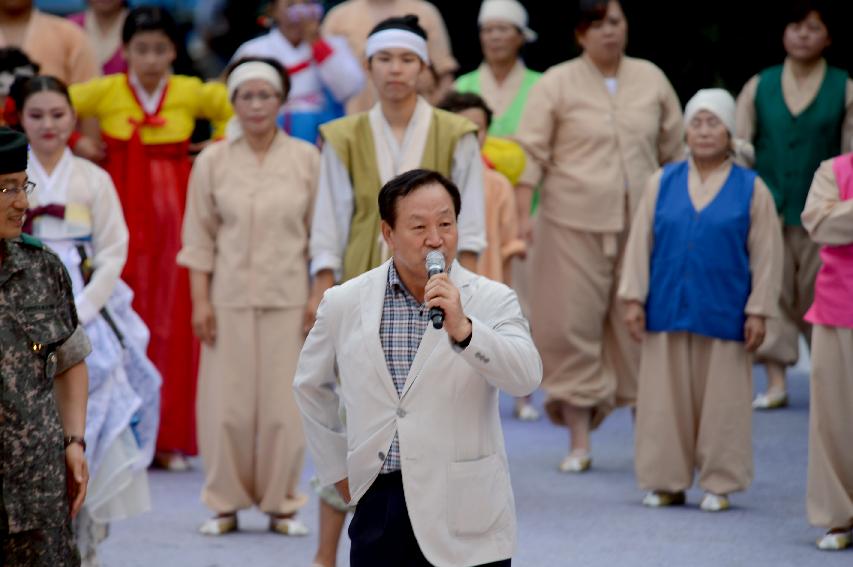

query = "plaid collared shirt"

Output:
[[378, 261, 429, 473]]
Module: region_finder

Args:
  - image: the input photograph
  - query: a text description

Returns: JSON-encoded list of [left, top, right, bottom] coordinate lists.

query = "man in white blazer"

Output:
[[294, 168, 542, 567]]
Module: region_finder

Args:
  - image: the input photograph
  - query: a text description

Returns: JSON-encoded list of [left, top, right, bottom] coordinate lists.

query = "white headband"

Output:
[[478, 0, 537, 42], [365, 28, 430, 64], [684, 88, 736, 135], [227, 61, 284, 100]]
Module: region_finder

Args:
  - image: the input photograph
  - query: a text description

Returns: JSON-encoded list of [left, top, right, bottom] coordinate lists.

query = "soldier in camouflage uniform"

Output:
[[0, 127, 91, 567]]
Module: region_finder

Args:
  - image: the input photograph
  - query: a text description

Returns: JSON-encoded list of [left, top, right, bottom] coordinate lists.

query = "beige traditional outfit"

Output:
[[320, 0, 458, 114], [619, 159, 782, 495], [0, 10, 99, 84], [802, 157, 853, 533], [178, 132, 319, 515], [515, 54, 684, 427], [736, 58, 853, 366], [477, 166, 524, 283]]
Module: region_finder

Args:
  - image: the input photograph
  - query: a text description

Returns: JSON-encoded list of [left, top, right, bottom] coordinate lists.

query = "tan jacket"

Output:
[[802, 157, 853, 245], [178, 132, 319, 308], [516, 54, 684, 233]]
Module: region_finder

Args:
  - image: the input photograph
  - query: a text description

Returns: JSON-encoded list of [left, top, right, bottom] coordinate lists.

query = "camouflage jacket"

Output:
[[0, 235, 91, 533]]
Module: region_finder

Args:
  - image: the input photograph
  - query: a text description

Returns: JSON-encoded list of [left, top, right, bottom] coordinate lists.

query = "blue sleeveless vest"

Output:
[[646, 161, 755, 342]]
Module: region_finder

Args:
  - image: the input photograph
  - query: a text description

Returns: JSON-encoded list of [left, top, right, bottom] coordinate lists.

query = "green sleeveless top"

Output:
[[754, 64, 848, 226], [320, 109, 477, 282], [455, 65, 542, 137]]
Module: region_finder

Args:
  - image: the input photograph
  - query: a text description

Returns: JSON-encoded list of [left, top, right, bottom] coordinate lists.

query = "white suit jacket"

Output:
[[294, 259, 542, 567]]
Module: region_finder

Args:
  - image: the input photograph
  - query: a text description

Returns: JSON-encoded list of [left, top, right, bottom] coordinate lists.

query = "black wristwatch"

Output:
[[64, 435, 86, 451]]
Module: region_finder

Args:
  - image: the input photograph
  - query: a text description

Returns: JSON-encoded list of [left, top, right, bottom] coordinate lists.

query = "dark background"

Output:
[[425, 0, 853, 103]]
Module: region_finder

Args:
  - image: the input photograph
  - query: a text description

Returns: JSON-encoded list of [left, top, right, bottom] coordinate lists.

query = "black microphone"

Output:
[[425, 250, 445, 329]]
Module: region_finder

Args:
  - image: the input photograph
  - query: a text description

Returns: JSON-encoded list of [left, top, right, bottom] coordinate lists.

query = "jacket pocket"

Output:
[[16, 306, 73, 379], [446, 453, 510, 537]]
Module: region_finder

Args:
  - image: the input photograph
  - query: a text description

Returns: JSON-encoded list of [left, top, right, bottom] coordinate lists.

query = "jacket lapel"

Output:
[[399, 261, 477, 399], [359, 261, 400, 402]]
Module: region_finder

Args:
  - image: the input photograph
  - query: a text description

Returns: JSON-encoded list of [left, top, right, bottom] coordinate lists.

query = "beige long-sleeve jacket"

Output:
[[515, 54, 685, 233], [619, 159, 783, 318], [178, 132, 319, 308], [802, 157, 853, 245]]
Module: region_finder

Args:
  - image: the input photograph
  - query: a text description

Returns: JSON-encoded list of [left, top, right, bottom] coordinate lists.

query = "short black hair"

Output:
[[576, 0, 624, 34], [378, 169, 461, 228], [437, 91, 493, 129], [368, 14, 428, 41], [225, 56, 291, 100], [784, 0, 833, 37], [122, 6, 180, 46]]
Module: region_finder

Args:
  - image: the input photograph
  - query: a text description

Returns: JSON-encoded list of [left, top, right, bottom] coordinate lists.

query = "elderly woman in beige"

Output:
[[514, 0, 683, 473], [178, 57, 320, 536], [620, 89, 782, 512]]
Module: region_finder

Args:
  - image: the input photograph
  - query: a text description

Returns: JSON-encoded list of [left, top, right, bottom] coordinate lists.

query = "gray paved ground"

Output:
[[101, 363, 848, 566]]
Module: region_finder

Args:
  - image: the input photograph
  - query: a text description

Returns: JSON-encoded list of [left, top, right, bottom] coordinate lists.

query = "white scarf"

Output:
[[369, 96, 433, 260]]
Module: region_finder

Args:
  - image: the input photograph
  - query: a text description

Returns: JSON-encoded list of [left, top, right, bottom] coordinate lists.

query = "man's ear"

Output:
[[380, 220, 394, 250]]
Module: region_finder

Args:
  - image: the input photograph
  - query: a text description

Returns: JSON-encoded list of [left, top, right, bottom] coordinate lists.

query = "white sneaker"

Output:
[[514, 402, 540, 421], [558, 452, 591, 473], [817, 530, 852, 551], [270, 516, 309, 536], [642, 491, 686, 508], [752, 390, 788, 410], [700, 493, 730, 512], [199, 514, 237, 535]]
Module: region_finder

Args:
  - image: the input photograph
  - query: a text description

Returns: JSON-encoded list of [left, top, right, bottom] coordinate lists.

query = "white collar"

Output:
[[129, 72, 168, 114]]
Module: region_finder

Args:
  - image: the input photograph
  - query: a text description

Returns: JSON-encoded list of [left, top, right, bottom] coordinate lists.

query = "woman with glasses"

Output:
[[14, 74, 161, 567], [179, 56, 319, 536]]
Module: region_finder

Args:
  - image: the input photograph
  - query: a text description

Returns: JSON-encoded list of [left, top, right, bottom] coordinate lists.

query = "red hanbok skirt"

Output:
[[103, 135, 199, 455]]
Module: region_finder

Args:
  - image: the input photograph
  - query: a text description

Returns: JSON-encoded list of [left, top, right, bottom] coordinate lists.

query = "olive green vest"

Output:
[[455, 66, 542, 137], [754, 65, 847, 225], [320, 109, 477, 281]]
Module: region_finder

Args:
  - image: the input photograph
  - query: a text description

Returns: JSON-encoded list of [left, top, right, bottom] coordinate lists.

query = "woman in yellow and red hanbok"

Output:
[[70, 6, 233, 467]]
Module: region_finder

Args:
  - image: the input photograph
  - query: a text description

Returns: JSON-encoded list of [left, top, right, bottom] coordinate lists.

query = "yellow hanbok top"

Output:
[[70, 73, 233, 144]]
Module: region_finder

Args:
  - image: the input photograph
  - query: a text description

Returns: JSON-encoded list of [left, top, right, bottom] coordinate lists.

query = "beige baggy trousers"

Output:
[[757, 226, 821, 366], [807, 325, 853, 530], [197, 307, 308, 515], [635, 332, 754, 495], [531, 218, 639, 429]]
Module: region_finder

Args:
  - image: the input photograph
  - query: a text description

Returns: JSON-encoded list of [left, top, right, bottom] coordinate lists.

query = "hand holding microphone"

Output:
[[425, 250, 446, 329], [424, 251, 472, 343]]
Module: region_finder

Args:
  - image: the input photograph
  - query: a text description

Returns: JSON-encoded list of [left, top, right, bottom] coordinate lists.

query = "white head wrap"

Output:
[[684, 88, 736, 135], [227, 61, 284, 100], [478, 0, 537, 42], [365, 28, 430, 64]]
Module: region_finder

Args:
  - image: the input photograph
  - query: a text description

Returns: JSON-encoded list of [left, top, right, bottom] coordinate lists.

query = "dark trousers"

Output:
[[349, 471, 511, 567]]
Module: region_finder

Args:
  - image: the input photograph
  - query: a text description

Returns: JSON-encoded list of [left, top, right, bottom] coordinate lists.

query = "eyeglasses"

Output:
[[0, 180, 35, 199]]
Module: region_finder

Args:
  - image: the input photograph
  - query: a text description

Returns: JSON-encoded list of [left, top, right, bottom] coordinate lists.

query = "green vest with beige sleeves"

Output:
[[455, 66, 541, 137], [320, 109, 477, 282], [754, 64, 847, 226]]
